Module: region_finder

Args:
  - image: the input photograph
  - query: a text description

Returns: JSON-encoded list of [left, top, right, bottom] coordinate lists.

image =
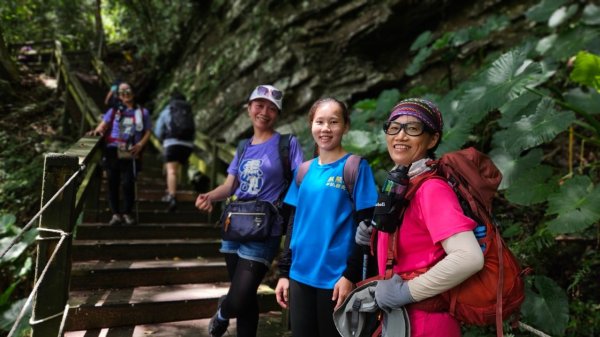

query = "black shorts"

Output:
[[164, 145, 192, 165]]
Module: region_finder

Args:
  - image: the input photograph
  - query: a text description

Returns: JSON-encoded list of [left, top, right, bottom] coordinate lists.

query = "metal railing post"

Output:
[[31, 154, 79, 337]]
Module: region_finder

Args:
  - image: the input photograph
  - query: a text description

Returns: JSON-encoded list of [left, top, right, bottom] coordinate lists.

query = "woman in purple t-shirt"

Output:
[[195, 84, 303, 337]]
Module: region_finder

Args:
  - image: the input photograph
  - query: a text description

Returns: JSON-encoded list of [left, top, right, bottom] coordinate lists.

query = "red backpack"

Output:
[[383, 147, 525, 337]]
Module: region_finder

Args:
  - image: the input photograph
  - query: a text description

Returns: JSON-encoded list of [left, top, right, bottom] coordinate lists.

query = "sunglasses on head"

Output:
[[256, 86, 282, 100], [383, 121, 426, 136]]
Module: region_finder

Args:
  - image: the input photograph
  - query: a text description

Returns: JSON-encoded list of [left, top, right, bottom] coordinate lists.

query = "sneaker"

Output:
[[162, 194, 177, 212], [109, 214, 122, 226], [123, 214, 136, 226], [167, 196, 177, 213], [208, 296, 229, 337]]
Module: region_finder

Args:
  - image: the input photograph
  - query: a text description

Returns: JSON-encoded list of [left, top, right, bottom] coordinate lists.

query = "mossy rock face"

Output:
[[160, 0, 537, 142]]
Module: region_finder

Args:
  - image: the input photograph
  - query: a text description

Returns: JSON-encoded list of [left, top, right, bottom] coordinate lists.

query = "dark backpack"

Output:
[[295, 154, 362, 207], [165, 99, 195, 140], [388, 147, 525, 337]]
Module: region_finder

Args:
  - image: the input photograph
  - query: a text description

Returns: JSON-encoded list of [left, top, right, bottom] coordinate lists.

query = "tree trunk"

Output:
[[0, 24, 20, 84], [94, 0, 106, 59]]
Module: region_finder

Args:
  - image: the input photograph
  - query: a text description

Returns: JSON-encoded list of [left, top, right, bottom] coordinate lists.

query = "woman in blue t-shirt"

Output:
[[195, 85, 304, 337], [275, 98, 378, 337]]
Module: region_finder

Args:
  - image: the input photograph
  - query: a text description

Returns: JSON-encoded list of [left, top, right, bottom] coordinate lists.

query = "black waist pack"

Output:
[[220, 200, 279, 242]]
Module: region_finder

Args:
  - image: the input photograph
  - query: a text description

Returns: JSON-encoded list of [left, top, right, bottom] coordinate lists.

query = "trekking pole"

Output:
[[362, 249, 368, 281]]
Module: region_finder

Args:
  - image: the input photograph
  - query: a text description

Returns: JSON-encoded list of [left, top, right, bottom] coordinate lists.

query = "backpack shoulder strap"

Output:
[[236, 138, 250, 161], [279, 134, 292, 184], [343, 154, 362, 197], [230, 138, 251, 195], [295, 159, 314, 186]]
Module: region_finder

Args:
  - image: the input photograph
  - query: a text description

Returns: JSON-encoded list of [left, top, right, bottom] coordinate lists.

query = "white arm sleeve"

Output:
[[407, 230, 484, 301]]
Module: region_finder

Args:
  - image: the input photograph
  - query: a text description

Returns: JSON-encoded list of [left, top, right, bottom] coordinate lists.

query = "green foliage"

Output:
[[569, 51, 600, 92], [102, 1, 195, 63], [492, 98, 576, 156], [0, 214, 34, 336], [346, 1, 600, 334], [522, 275, 570, 336], [405, 14, 509, 76], [545, 175, 600, 234], [0, 0, 97, 48]]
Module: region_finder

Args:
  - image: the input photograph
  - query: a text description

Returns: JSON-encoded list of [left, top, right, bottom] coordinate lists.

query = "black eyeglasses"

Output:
[[383, 121, 426, 136], [256, 86, 283, 100]]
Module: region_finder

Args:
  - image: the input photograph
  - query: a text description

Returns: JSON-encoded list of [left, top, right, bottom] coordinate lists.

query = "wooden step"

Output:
[[72, 238, 221, 261], [94, 188, 199, 202], [82, 209, 205, 224], [75, 223, 220, 240], [87, 199, 201, 212], [64, 311, 287, 337], [71, 258, 227, 290], [66, 283, 278, 331]]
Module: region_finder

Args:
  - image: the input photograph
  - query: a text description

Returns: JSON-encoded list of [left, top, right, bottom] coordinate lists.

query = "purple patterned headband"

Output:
[[387, 98, 443, 133]]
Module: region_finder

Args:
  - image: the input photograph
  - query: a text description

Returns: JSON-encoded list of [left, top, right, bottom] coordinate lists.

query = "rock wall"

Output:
[[159, 0, 531, 142]]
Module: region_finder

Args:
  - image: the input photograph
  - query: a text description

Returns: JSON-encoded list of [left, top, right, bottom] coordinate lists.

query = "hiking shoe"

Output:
[[123, 214, 136, 226], [167, 196, 177, 213], [109, 214, 122, 226], [208, 296, 229, 337], [162, 194, 177, 212]]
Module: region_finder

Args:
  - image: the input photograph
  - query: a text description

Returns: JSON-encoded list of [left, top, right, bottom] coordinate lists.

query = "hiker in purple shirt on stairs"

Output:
[[195, 84, 303, 337]]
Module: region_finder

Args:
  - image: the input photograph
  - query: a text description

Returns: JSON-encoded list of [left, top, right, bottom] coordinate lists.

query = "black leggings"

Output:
[[220, 253, 268, 337], [104, 147, 138, 214], [289, 279, 340, 337]]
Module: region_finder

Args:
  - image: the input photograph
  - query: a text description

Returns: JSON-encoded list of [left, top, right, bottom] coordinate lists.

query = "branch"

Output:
[[518, 321, 553, 337]]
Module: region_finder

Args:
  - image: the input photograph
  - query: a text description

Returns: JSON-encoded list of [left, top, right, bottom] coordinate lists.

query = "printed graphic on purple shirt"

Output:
[[239, 159, 264, 195]]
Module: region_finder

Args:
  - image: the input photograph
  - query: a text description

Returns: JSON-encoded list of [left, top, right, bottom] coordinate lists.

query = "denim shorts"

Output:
[[220, 236, 282, 267]]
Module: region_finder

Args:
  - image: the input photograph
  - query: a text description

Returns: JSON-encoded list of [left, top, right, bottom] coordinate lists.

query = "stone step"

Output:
[[71, 258, 227, 290], [72, 238, 222, 261], [66, 283, 278, 331], [75, 222, 220, 240]]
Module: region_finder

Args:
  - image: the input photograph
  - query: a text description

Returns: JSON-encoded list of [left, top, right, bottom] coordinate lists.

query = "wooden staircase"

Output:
[[63, 148, 282, 336]]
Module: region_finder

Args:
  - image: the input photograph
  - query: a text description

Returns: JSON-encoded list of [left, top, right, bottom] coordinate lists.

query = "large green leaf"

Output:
[[343, 130, 384, 156], [497, 91, 542, 127], [0, 214, 17, 236], [563, 87, 600, 115], [436, 122, 473, 155], [521, 275, 569, 336], [544, 26, 600, 61], [460, 49, 542, 123], [582, 4, 600, 25], [410, 30, 433, 51], [0, 298, 30, 334], [492, 98, 575, 156], [525, 0, 568, 23], [569, 51, 600, 92], [548, 4, 579, 28], [505, 165, 556, 205], [490, 148, 544, 190], [546, 175, 600, 233], [405, 46, 432, 76], [375, 89, 401, 116]]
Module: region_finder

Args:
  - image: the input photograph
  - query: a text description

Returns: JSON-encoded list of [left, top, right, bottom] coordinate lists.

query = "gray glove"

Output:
[[374, 274, 415, 313], [355, 220, 373, 246]]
